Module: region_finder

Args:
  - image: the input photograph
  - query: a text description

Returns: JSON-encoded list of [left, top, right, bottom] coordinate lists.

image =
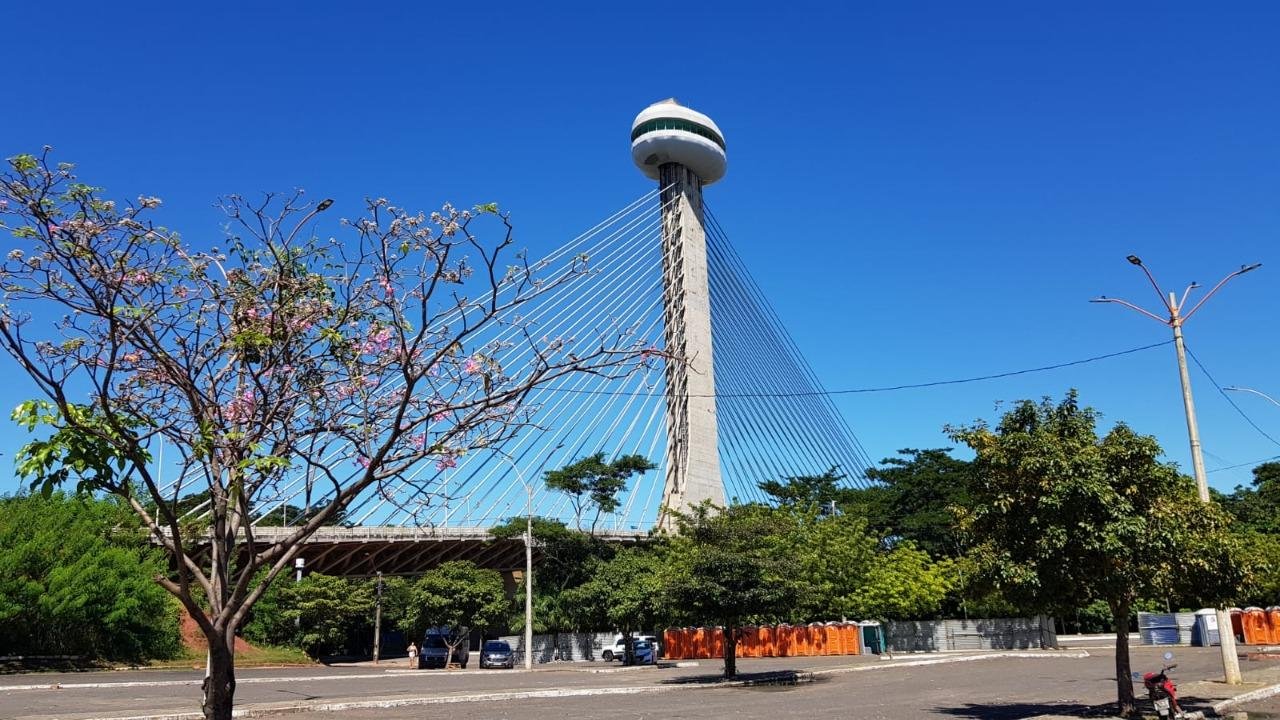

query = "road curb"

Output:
[[1212, 679, 1280, 715], [811, 650, 1092, 676]]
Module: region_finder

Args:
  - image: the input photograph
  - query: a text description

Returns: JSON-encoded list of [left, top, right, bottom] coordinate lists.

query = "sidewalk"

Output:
[[1029, 657, 1280, 719]]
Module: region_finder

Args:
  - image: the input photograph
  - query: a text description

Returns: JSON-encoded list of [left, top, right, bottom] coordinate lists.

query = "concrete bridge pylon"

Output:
[[631, 99, 728, 527]]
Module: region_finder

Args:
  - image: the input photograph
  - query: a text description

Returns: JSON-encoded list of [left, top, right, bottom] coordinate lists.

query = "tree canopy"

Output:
[[543, 453, 656, 533], [949, 391, 1248, 717]]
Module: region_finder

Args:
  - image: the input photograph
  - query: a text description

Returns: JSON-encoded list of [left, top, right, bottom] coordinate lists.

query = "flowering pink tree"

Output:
[[0, 150, 655, 720]]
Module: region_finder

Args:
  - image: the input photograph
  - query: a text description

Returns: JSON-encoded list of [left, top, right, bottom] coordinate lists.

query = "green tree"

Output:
[[860, 448, 975, 559], [543, 453, 656, 533], [561, 547, 668, 663], [409, 561, 507, 664], [949, 391, 1249, 717], [1218, 461, 1280, 534], [0, 153, 651, 719], [243, 573, 374, 657], [491, 516, 614, 634], [766, 507, 951, 622], [663, 503, 793, 678], [0, 493, 180, 662], [756, 466, 855, 509]]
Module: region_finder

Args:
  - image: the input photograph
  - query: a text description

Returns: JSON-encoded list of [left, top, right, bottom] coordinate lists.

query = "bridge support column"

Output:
[[658, 162, 724, 528]]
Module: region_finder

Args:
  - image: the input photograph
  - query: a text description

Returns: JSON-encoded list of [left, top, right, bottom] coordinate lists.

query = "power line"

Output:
[[1185, 346, 1280, 450], [545, 340, 1174, 398], [1207, 456, 1280, 474]]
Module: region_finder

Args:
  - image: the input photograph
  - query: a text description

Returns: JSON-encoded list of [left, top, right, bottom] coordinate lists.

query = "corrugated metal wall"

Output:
[[884, 616, 1056, 652], [498, 632, 615, 662]]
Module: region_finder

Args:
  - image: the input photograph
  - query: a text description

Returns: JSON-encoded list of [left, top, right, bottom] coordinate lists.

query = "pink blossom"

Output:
[[435, 456, 457, 471], [224, 389, 256, 424], [356, 456, 371, 469], [121, 351, 142, 364], [464, 357, 481, 374], [432, 411, 448, 422], [412, 434, 426, 449]]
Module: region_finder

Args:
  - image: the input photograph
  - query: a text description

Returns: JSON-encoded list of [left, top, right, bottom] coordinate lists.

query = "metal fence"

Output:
[[883, 616, 1056, 652]]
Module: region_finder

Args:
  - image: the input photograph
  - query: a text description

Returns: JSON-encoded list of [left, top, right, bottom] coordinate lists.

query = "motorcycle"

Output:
[[1141, 651, 1183, 719]]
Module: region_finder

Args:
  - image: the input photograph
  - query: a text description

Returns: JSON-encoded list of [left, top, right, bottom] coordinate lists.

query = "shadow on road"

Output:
[[661, 669, 818, 687], [933, 701, 1118, 718]]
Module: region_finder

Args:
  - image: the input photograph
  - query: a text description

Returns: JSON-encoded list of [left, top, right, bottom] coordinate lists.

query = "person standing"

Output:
[[407, 641, 418, 669]]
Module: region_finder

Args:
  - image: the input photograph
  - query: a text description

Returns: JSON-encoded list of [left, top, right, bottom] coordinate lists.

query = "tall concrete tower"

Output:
[[631, 99, 727, 526]]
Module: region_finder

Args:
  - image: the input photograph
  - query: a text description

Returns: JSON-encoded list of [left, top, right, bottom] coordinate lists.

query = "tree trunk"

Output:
[[1112, 603, 1136, 718], [202, 631, 236, 720], [722, 626, 737, 679]]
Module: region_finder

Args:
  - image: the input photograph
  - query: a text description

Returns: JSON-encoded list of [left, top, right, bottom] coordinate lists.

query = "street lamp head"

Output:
[[1126, 255, 1143, 266], [1241, 262, 1262, 274], [1090, 296, 1109, 303]]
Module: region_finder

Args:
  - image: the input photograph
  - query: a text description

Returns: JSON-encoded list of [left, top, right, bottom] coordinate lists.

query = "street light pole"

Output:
[[373, 571, 383, 665], [1094, 255, 1261, 685], [1225, 386, 1280, 410], [490, 453, 535, 671]]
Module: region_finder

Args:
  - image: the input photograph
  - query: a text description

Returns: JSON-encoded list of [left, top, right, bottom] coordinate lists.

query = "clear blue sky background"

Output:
[[2, 1, 1277, 495]]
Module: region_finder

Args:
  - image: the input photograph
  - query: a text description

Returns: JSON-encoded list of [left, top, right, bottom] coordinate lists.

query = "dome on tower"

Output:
[[630, 99, 727, 185]]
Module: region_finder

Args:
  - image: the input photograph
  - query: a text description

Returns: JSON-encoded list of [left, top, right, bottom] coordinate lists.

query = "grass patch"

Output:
[[144, 645, 316, 669]]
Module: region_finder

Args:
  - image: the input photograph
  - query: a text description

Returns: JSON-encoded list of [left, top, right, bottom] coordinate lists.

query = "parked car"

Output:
[[479, 640, 515, 669], [631, 639, 656, 665], [602, 634, 658, 662], [419, 632, 469, 669]]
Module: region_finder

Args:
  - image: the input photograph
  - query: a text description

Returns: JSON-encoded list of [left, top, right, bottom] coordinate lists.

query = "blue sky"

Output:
[[2, 1, 1278, 495]]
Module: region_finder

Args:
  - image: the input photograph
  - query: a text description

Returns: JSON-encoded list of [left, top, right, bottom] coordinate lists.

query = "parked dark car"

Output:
[[479, 640, 515, 669], [419, 633, 469, 669]]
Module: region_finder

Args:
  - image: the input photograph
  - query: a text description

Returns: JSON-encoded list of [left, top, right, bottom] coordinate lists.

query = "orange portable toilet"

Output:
[[808, 623, 827, 655], [758, 625, 776, 658], [842, 623, 862, 655], [774, 624, 793, 657], [1243, 608, 1268, 645], [738, 626, 759, 658], [1229, 609, 1245, 644], [664, 628, 685, 660], [709, 627, 725, 658], [792, 624, 812, 656], [822, 622, 844, 655], [1269, 608, 1280, 644], [690, 626, 708, 659]]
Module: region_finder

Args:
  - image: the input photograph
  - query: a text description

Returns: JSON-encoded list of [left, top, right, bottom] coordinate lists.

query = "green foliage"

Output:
[[408, 561, 507, 642], [859, 448, 975, 560], [663, 503, 795, 677], [0, 493, 180, 661], [561, 547, 667, 635], [12, 401, 149, 498], [243, 573, 374, 657], [757, 466, 854, 508], [765, 507, 951, 622], [491, 516, 614, 633], [543, 453, 655, 533], [948, 390, 1249, 715]]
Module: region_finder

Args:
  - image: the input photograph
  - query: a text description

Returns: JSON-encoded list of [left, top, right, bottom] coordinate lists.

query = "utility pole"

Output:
[[373, 571, 383, 664], [1094, 254, 1261, 685]]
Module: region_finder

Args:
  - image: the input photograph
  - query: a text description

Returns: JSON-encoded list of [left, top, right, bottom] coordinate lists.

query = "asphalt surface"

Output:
[[3, 643, 1278, 720]]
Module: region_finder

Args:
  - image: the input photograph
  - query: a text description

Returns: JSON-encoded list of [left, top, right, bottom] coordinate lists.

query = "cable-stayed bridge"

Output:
[[160, 100, 874, 575]]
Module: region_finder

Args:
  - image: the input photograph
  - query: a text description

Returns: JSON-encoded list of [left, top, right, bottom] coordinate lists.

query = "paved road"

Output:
[[1, 646, 1275, 720]]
